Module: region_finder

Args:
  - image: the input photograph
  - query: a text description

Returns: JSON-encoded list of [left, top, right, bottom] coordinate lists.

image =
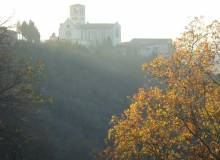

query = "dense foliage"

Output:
[[0, 27, 47, 159], [9, 40, 147, 160], [103, 18, 220, 160]]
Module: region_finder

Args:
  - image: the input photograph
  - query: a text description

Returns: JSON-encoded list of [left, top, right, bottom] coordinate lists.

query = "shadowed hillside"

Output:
[[12, 41, 149, 160]]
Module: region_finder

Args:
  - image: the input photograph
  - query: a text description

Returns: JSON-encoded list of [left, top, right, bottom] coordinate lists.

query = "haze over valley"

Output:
[[1, 1, 220, 160]]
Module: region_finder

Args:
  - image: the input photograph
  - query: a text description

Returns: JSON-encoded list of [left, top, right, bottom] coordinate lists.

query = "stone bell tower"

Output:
[[70, 4, 85, 24]]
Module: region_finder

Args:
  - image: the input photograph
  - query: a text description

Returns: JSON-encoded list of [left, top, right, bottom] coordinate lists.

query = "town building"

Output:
[[118, 38, 173, 57]]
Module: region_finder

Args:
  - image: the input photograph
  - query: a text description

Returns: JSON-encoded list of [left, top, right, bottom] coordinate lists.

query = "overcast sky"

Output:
[[1, 0, 220, 41]]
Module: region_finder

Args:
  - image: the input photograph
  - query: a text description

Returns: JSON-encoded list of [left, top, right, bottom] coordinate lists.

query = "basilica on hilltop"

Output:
[[59, 4, 121, 46]]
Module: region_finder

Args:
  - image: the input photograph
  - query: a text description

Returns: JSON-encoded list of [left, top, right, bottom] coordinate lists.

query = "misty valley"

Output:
[[1, 1, 220, 160]]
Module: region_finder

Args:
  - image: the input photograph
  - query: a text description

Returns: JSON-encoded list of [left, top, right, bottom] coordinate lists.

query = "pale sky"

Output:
[[1, 0, 220, 42]]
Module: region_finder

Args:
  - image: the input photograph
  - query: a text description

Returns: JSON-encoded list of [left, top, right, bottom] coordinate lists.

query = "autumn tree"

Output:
[[103, 17, 220, 160], [0, 22, 48, 159]]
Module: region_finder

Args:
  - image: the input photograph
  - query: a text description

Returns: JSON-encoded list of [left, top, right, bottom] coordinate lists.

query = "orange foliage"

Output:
[[103, 18, 220, 160]]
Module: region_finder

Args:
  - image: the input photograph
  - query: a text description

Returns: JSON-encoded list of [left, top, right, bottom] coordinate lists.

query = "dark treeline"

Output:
[[4, 40, 152, 160]]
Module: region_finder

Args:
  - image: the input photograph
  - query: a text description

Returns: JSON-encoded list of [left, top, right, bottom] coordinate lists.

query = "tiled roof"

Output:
[[80, 23, 116, 30], [131, 38, 172, 44]]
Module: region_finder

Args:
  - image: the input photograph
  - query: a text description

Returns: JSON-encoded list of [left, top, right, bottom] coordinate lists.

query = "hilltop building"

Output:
[[59, 4, 121, 47], [118, 38, 173, 57]]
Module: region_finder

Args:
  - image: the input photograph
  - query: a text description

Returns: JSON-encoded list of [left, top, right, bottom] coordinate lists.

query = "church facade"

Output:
[[59, 4, 121, 46]]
